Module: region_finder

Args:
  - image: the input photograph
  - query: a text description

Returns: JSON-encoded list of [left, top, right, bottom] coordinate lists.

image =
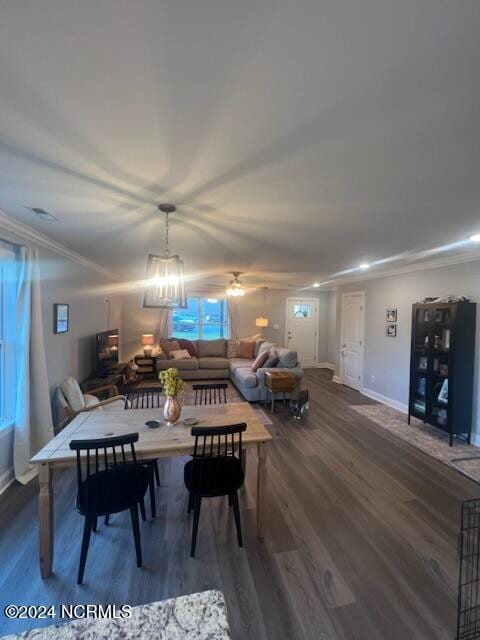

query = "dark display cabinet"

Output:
[[408, 302, 476, 446]]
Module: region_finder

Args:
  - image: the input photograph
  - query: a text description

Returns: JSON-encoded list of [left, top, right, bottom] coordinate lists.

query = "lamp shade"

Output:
[[255, 317, 269, 328], [141, 334, 155, 346]]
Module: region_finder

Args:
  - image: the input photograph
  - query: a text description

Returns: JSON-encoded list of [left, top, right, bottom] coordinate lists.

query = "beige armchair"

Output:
[[55, 377, 127, 426]]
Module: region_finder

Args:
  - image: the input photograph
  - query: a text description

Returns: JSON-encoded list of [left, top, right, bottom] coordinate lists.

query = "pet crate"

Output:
[[457, 498, 480, 639]]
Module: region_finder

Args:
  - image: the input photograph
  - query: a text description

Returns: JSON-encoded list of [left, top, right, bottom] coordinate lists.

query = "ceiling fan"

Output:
[[200, 272, 262, 296]]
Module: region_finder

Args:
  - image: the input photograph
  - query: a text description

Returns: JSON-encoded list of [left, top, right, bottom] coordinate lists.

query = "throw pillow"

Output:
[[277, 347, 298, 368], [227, 339, 240, 358], [177, 339, 197, 357], [61, 377, 85, 412], [197, 339, 227, 357], [251, 350, 269, 372], [264, 349, 279, 368], [156, 348, 168, 360], [254, 339, 265, 357], [165, 340, 181, 357], [170, 349, 192, 360], [245, 333, 263, 342], [238, 340, 255, 359], [259, 340, 275, 355]]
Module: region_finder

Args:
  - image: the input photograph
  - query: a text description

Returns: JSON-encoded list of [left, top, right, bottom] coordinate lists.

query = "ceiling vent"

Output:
[[26, 207, 58, 221]]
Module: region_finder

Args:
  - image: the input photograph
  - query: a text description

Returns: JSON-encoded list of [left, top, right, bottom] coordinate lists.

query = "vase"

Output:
[[164, 396, 181, 426]]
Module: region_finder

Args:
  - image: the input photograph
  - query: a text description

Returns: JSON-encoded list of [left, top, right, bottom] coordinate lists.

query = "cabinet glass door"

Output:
[[411, 307, 431, 417], [431, 306, 451, 429]]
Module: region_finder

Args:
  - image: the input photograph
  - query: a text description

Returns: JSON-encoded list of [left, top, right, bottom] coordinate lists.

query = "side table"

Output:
[[264, 371, 296, 413]]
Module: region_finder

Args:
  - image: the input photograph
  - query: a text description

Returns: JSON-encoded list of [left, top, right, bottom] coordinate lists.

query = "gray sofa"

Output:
[[156, 338, 303, 402]]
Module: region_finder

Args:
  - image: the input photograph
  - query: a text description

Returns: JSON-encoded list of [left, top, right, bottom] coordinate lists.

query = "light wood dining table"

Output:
[[31, 402, 272, 579]]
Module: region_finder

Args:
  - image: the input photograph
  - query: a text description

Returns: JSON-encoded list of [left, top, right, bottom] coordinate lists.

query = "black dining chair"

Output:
[[184, 422, 246, 557], [69, 433, 149, 585], [124, 386, 163, 518], [193, 383, 228, 405]]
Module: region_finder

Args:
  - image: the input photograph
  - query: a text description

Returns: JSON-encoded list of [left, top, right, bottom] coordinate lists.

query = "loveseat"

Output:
[[156, 338, 303, 402]]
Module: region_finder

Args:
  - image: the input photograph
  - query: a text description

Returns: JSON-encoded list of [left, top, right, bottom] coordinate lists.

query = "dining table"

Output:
[[30, 402, 272, 579]]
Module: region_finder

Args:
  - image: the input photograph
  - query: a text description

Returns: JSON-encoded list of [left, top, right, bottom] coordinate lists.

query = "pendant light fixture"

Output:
[[255, 287, 269, 328], [143, 204, 187, 309], [226, 272, 245, 297]]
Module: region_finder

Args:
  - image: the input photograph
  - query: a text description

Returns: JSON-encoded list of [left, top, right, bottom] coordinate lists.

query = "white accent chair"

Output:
[[56, 377, 127, 426]]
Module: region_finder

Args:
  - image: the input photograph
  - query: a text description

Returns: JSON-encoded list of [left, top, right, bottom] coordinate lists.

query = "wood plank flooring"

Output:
[[1, 369, 478, 639]]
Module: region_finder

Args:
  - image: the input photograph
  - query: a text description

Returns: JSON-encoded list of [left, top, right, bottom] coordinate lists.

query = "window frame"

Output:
[[171, 296, 230, 341], [0, 242, 17, 430]]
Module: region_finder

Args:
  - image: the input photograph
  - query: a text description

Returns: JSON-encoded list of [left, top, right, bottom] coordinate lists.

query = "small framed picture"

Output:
[[54, 303, 69, 334], [418, 356, 428, 371], [386, 323, 397, 337], [437, 378, 449, 405], [386, 308, 397, 322]]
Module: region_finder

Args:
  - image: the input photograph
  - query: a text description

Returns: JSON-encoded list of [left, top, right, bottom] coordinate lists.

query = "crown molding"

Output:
[[332, 248, 480, 288], [0, 209, 119, 281]]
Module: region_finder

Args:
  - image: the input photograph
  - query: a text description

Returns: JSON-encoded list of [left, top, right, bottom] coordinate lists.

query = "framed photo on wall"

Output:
[[386, 322, 397, 337], [54, 303, 69, 334], [386, 308, 397, 322]]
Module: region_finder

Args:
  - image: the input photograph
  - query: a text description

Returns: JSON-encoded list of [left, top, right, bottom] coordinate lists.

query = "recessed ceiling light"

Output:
[[359, 263, 370, 270], [313, 282, 320, 287], [470, 235, 480, 243]]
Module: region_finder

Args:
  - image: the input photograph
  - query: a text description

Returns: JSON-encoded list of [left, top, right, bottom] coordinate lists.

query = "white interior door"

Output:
[[340, 292, 364, 390], [285, 298, 318, 367]]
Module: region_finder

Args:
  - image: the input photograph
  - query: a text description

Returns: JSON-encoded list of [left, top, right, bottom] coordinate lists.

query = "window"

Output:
[[0, 242, 17, 426], [293, 303, 312, 318], [172, 297, 229, 340]]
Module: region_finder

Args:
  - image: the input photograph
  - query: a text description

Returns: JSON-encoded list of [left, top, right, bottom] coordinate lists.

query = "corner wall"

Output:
[[334, 260, 480, 442], [0, 226, 121, 493]]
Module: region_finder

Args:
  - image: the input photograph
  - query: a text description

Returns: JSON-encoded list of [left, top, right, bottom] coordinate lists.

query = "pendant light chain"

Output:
[[164, 211, 170, 256]]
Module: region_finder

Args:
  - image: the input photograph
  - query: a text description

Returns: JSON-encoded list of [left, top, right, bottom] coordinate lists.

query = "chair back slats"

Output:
[[189, 423, 246, 490], [124, 387, 163, 410], [193, 383, 228, 406], [69, 433, 140, 511]]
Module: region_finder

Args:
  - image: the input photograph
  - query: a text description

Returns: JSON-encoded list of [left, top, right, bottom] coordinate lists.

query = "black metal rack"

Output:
[[457, 498, 480, 639]]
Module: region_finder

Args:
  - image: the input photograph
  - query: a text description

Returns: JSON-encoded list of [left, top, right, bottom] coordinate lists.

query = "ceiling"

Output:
[[0, 0, 479, 290]]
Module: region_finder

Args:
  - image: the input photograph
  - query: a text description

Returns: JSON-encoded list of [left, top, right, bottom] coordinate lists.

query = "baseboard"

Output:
[[471, 433, 480, 447], [0, 467, 14, 495], [317, 362, 335, 370], [360, 386, 409, 414], [332, 375, 342, 384]]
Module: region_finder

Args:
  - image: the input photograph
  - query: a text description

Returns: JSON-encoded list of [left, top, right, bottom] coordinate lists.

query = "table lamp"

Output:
[[255, 317, 269, 328], [141, 334, 155, 357]]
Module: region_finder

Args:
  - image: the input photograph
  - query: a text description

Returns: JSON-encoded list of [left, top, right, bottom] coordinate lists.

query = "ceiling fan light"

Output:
[[227, 285, 245, 297], [226, 273, 245, 297]]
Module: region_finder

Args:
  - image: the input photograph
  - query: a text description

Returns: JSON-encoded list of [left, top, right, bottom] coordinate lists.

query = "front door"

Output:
[[340, 292, 365, 390], [285, 298, 318, 367]]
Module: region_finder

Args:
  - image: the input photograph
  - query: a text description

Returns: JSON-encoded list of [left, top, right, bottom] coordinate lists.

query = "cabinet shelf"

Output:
[[408, 302, 476, 446]]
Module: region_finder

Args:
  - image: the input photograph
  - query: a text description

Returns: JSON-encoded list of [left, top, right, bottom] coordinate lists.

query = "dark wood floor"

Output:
[[1, 369, 478, 639]]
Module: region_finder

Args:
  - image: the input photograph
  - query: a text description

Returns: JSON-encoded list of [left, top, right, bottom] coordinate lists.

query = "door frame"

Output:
[[285, 297, 319, 367], [340, 291, 365, 388]]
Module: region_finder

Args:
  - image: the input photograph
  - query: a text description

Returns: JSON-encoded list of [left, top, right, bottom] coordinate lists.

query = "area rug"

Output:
[[350, 403, 480, 484], [135, 380, 273, 426]]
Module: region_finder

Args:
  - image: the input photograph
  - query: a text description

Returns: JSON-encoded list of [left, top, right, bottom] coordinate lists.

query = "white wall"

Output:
[[326, 290, 337, 367], [0, 228, 121, 493], [334, 260, 480, 441], [121, 289, 333, 365]]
